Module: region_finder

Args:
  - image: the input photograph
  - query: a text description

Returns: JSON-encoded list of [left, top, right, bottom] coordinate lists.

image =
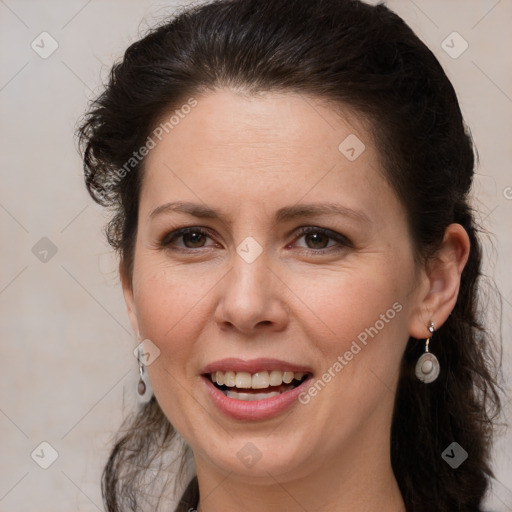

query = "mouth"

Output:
[[204, 370, 311, 401], [200, 358, 315, 419]]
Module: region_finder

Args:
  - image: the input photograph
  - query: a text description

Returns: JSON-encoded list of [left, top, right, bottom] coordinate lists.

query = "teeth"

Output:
[[269, 370, 283, 386], [210, 370, 307, 389], [224, 371, 236, 387], [226, 390, 281, 401], [252, 371, 269, 389], [235, 371, 252, 389], [283, 371, 294, 384]]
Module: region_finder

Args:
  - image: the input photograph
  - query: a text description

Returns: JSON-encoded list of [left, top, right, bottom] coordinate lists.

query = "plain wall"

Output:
[[0, 1, 511, 510]]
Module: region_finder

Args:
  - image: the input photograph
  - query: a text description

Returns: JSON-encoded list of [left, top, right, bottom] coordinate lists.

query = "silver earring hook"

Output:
[[425, 321, 435, 353], [138, 345, 145, 376]]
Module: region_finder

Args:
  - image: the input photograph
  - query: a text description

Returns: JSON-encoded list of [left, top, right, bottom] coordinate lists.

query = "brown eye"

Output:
[[162, 227, 215, 250], [292, 227, 353, 255], [180, 231, 207, 248], [303, 231, 331, 249]]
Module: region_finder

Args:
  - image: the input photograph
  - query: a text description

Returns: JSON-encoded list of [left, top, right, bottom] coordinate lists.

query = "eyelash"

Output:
[[160, 226, 352, 256]]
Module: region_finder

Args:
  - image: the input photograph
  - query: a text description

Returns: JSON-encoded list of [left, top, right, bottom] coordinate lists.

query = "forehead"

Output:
[[148, 89, 371, 165], [140, 89, 399, 227]]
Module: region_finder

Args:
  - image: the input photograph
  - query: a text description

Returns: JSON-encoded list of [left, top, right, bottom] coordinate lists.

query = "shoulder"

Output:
[[173, 475, 199, 512]]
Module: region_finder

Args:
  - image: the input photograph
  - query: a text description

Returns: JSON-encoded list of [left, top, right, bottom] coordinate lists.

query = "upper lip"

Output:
[[201, 358, 313, 375]]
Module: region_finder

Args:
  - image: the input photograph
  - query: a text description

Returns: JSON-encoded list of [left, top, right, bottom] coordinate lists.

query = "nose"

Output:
[[214, 250, 289, 336]]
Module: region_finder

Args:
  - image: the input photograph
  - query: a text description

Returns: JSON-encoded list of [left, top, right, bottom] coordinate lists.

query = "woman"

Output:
[[78, 0, 503, 510]]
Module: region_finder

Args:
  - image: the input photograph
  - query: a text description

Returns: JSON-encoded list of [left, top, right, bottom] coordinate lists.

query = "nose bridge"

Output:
[[227, 244, 271, 307], [215, 238, 288, 333]]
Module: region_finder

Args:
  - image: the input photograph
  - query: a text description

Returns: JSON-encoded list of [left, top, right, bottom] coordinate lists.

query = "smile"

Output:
[[208, 370, 309, 401]]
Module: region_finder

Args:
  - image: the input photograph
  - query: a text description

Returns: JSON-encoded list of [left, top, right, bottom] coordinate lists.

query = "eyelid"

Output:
[[292, 226, 353, 249], [160, 226, 217, 248], [160, 225, 353, 253]]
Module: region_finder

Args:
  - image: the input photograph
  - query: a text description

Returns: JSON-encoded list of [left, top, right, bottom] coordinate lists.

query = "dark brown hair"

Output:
[[77, 0, 503, 510]]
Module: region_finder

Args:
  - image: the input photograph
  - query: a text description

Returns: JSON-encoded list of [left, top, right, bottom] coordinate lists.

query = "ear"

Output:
[[409, 223, 470, 338], [120, 260, 140, 336]]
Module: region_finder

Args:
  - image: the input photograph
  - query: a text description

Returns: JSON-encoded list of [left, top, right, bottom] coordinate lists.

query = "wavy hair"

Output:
[[77, 0, 504, 510]]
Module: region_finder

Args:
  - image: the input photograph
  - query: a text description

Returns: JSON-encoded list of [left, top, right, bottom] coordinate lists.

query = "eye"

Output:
[[291, 226, 352, 255], [161, 227, 217, 250], [160, 225, 352, 255]]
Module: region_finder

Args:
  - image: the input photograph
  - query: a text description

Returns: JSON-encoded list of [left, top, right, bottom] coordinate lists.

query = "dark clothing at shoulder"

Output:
[[174, 476, 199, 512]]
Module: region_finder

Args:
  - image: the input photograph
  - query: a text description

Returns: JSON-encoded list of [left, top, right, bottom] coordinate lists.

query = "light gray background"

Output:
[[0, 1, 511, 510]]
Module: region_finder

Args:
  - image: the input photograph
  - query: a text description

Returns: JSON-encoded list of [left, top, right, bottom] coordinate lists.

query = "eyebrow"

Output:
[[148, 201, 371, 225]]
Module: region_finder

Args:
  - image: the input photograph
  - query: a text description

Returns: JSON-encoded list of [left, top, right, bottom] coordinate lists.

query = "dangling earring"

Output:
[[415, 321, 440, 383], [136, 342, 153, 403]]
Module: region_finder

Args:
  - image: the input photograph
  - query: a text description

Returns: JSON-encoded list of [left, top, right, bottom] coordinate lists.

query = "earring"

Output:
[[136, 343, 153, 403], [415, 321, 440, 383]]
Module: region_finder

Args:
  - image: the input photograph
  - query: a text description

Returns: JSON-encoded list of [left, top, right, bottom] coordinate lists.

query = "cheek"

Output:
[[132, 253, 412, 356], [291, 266, 411, 436], [132, 262, 212, 355], [288, 262, 412, 410], [130, 262, 214, 431], [131, 245, 413, 394], [290, 264, 407, 342]]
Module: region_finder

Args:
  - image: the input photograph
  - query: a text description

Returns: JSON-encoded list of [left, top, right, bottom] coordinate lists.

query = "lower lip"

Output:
[[201, 375, 311, 421]]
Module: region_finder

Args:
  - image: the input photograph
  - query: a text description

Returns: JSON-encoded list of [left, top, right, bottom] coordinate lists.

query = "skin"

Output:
[[121, 89, 470, 512]]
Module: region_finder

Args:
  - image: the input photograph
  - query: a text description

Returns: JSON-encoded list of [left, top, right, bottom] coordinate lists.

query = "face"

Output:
[[123, 89, 426, 484]]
